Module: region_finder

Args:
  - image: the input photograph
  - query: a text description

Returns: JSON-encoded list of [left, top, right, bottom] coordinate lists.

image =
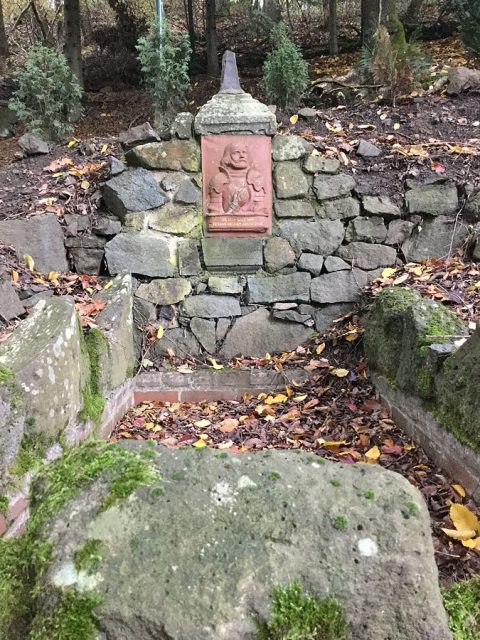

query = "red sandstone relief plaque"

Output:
[[201, 135, 272, 237]]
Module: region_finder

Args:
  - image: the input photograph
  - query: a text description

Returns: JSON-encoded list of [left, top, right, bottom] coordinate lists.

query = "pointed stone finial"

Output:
[[219, 50, 244, 95]]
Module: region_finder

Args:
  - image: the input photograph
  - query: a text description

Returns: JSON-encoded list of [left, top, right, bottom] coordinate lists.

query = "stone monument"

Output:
[[196, 50, 277, 240]]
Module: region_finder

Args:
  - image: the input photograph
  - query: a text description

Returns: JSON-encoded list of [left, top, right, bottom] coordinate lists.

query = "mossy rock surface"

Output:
[[365, 287, 467, 398], [9, 444, 451, 640], [435, 328, 480, 452]]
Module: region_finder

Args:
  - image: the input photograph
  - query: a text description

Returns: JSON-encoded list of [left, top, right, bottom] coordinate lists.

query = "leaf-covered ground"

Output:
[[114, 256, 480, 587]]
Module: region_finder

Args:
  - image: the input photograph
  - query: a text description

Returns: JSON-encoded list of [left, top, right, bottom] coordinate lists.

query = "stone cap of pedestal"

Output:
[[194, 92, 277, 136]]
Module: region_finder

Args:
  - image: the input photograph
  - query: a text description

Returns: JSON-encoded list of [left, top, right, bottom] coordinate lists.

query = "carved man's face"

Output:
[[227, 143, 249, 169]]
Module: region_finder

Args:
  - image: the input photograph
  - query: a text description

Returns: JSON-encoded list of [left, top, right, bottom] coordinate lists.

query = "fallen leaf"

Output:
[[177, 365, 194, 374], [23, 254, 35, 271], [382, 267, 397, 279], [193, 438, 207, 448], [450, 503, 480, 533], [452, 484, 466, 498], [156, 326, 164, 340], [265, 393, 288, 405], [194, 419, 211, 428], [316, 342, 326, 354], [218, 418, 239, 433], [441, 527, 477, 541], [331, 368, 349, 377], [11, 270, 19, 283], [209, 358, 224, 370], [290, 114, 299, 125], [365, 445, 381, 461]]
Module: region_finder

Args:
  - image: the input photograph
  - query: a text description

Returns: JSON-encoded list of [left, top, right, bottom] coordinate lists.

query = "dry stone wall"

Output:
[[80, 116, 470, 360]]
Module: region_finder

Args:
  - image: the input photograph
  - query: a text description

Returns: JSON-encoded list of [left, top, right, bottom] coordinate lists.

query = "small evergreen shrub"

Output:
[[136, 21, 191, 128], [359, 12, 429, 105], [9, 44, 83, 142], [457, 0, 480, 58], [255, 580, 348, 640], [262, 22, 309, 110]]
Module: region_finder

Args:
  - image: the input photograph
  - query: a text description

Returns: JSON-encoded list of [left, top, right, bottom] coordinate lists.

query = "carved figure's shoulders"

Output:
[[209, 170, 229, 192]]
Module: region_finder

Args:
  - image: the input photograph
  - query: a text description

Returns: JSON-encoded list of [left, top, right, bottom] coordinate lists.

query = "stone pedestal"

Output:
[[195, 51, 277, 242]]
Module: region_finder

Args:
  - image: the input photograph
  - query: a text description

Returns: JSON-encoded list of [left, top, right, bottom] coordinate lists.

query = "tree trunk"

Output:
[[186, 0, 196, 53], [404, 0, 424, 23], [205, 0, 219, 76], [329, 0, 338, 54], [64, 0, 83, 86], [0, 0, 9, 73], [361, 0, 395, 48]]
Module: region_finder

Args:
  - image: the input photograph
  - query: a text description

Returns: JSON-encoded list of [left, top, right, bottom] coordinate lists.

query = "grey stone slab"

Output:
[[274, 162, 309, 199], [297, 253, 324, 276], [183, 295, 242, 318], [216, 318, 231, 343], [178, 240, 202, 276], [69, 248, 104, 275], [311, 269, 368, 303], [356, 139, 382, 157], [316, 196, 360, 221], [102, 168, 167, 220], [170, 112, 194, 140], [385, 219, 418, 246], [324, 256, 351, 272], [105, 233, 176, 277], [126, 140, 201, 172], [405, 183, 458, 215], [190, 317, 216, 353], [362, 195, 401, 219], [277, 219, 345, 255], [314, 302, 355, 333], [402, 215, 468, 262], [194, 92, 277, 135], [303, 155, 340, 174], [136, 279, 192, 305], [274, 199, 315, 218], [345, 216, 388, 243], [336, 242, 397, 270], [221, 307, 311, 358], [119, 122, 161, 149], [202, 238, 264, 271], [208, 277, 243, 295], [153, 327, 201, 358], [272, 135, 312, 161], [0, 280, 24, 322], [0, 214, 68, 274], [18, 133, 49, 155], [264, 237, 295, 273], [247, 272, 311, 304], [313, 173, 356, 201]]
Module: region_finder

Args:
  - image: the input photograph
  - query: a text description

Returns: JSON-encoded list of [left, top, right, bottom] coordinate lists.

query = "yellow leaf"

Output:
[[217, 440, 233, 449], [47, 271, 59, 282], [23, 255, 35, 271], [393, 273, 409, 285], [177, 365, 194, 374], [331, 368, 349, 378], [293, 394, 308, 402], [393, 123, 400, 130], [411, 266, 423, 276], [208, 358, 224, 370], [144, 422, 156, 430], [264, 415, 276, 423], [316, 343, 326, 354], [441, 527, 476, 541], [193, 439, 207, 448], [194, 419, 211, 428], [101, 143, 109, 153], [81, 180, 90, 190], [318, 439, 348, 447], [11, 270, 19, 283], [85, 287, 93, 294], [452, 484, 466, 498], [404, 443, 415, 451], [257, 392, 267, 400], [345, 332, 358, 342], [142, 358, 154, 368], [365, 446, 381, 461], [450, 503, 480, 533], [156, 326, 164, 340], [461, 537, 480, 549], [67, 138, 78, 148], [382, 267, 397, 279], [265, 393, 288, 405], [103, 280, 113, 290], [290, 114, 299, 125]]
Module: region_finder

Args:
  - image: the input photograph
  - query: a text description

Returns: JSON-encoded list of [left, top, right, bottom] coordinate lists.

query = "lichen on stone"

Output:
[[79, 327, 107, 424]]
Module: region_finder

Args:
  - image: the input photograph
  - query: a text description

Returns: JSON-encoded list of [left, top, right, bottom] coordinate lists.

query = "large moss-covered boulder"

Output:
[[364, 287, 467, 398], [435, 328, 480, 452], [8, 444, 450, 640], [0, 297, 88, 444]]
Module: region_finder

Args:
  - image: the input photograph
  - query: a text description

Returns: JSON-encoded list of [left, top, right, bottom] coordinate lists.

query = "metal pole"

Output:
[[155, 0, 163, 52]]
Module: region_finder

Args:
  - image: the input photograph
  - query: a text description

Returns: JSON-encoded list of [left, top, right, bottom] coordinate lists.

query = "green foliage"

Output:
[[0, 496, 8, 516], [262, 22, 309, 110], [0, 440, 160, 639], [0, 365, 15, 385], [255, 580, 348, 640], [8, 435, 48, 477], [136, 21, 191, 127], [443, 577, 480, 640], [359, 13, 429, 105], [456, 0, 480, 58], [74, 540, 103, 575], [333, 515, 349, 530], [9, 44, 83, 142]]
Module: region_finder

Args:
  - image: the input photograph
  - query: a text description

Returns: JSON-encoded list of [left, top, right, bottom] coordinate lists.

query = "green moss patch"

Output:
[[0, 441, 160, 639], [0, 365, 15, 385], [255, 580, 348, 640], [8, 435, 50, 477], [443, 577, 480, 640], [79, 328, 107, 424]]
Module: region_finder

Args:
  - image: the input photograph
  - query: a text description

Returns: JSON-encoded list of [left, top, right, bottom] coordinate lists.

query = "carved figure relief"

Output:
[[202, 135, 272, 237]]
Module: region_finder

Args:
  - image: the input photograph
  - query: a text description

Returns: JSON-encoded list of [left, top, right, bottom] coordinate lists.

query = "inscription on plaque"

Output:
[[202, 135, 272, 237]]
